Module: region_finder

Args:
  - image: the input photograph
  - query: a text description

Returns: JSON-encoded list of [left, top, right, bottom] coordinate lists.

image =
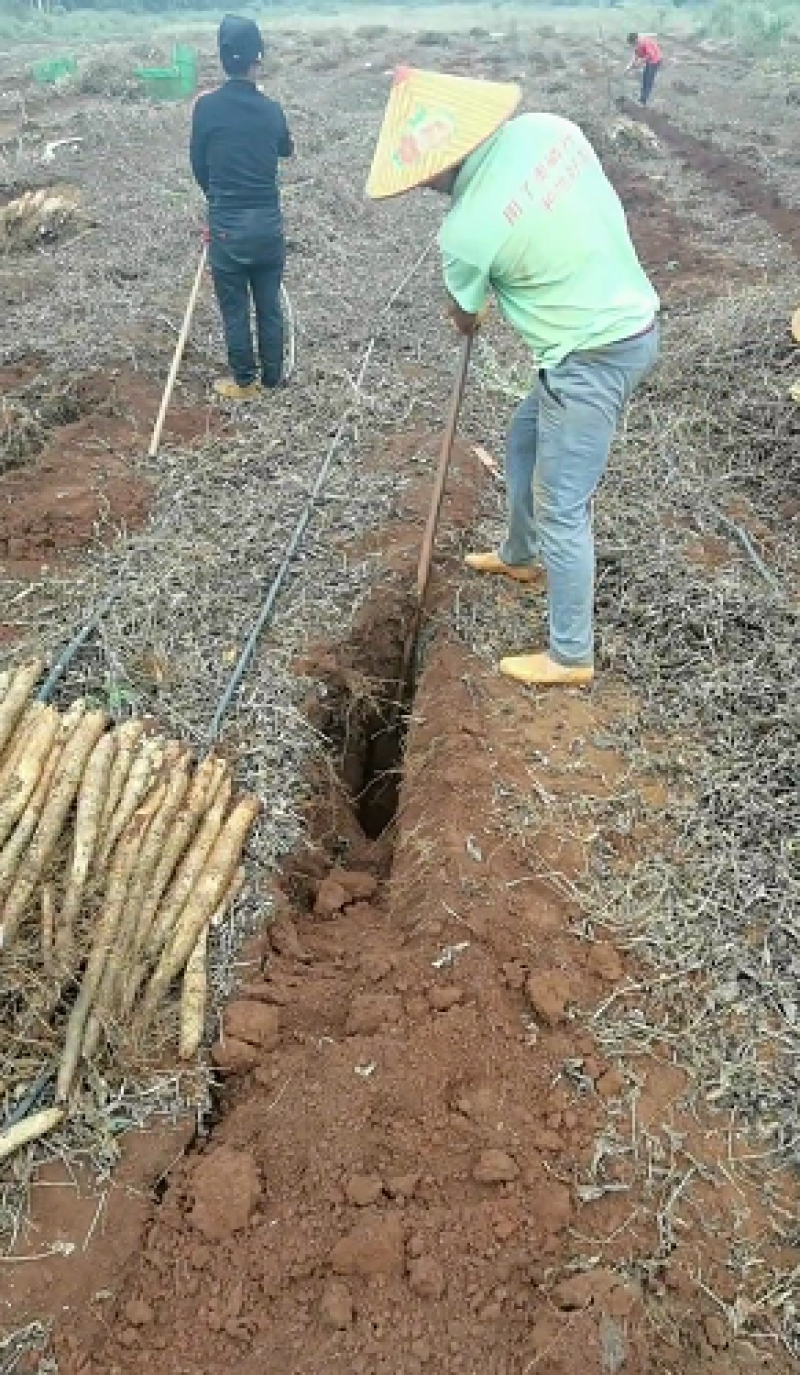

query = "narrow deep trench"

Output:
[[355, 704, 408, 840], [190, 590, 418, 1150], [300, 587, 419, 858]]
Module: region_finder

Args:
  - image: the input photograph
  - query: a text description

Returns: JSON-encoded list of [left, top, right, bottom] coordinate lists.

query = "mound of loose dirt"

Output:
[[0, 368, 214, 573]]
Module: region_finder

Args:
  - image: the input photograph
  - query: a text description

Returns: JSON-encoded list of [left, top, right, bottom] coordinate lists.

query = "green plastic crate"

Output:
[[30, 55, 77, 85], [172, 42, 198, 95], [135, 66, 185, 102], [135, 44, 197, 102]]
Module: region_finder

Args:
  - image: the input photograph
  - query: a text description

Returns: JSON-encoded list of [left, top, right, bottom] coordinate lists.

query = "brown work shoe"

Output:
[[213, 378, 261, 401], [499, 652, 594, 687], [464, 551, 545, 587]]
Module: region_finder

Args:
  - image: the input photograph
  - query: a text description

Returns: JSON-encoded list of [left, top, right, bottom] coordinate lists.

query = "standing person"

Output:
[[625, 32, 663, 107], [366, 68, 659, 688], [190, 15, 293, 400]]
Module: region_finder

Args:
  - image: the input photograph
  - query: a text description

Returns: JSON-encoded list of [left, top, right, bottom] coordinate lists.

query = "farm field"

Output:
[[0, 14, 798, 1375]]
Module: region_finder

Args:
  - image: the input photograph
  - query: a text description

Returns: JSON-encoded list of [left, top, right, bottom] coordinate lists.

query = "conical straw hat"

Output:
[[366, 66, 521, 200]]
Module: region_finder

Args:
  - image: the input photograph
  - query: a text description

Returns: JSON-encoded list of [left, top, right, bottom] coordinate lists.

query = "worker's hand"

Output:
[[445, 295, 490, 336], [201, 225, 210, 246]]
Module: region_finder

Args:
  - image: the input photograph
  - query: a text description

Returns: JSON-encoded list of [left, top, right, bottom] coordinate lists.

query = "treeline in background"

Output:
[[0, 0, 797, 48]]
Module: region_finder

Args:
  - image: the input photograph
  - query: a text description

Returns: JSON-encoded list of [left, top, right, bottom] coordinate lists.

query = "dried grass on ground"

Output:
[[461, 288, 799, 1356]]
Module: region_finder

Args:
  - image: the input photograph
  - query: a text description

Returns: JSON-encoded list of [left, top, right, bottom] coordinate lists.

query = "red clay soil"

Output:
[[50, 627, 787, 1375], [2, 1121, 196, 1363], [33, 444, 792, 1375], [623, 101, 800, 256], [608, 160, 738, 302], [0, 366, 216, 578]]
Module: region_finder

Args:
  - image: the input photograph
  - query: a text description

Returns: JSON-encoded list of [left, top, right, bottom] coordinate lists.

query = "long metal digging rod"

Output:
[[148, 242, 208, 460], [394, 333, 473, 714]]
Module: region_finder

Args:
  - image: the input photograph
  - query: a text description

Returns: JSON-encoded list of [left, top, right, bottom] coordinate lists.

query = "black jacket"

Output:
[[190, 79, 293, 215]]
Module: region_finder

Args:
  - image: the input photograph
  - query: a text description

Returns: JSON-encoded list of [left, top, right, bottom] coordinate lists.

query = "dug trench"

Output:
[[623, 100, 800, 258], [43, 440, 778, 1375]]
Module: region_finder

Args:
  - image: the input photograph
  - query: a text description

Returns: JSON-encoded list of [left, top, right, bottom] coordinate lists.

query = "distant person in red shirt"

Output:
[[626, 32, 662, 107]]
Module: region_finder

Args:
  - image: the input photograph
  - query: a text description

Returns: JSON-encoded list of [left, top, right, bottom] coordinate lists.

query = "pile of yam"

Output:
[[606, 117, 660, 153], [0, 185, 82, 252], [0, 660, 259, 1157]]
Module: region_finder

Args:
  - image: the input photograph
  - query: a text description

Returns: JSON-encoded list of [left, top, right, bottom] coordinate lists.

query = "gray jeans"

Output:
[[500, 325, 659, 666]]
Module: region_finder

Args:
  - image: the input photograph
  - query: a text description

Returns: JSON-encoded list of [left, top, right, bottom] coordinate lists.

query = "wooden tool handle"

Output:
[[394, 335, 473, 709], [148, 243, 208, 459], [415, 334, 473, 606]]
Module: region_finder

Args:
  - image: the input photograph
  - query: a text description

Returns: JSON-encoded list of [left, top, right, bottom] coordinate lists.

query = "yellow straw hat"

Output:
[[365, 66, 521, 200]]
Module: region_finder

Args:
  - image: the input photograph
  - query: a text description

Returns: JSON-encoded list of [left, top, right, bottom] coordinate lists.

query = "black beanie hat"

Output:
[[218, 14, 264, 73]]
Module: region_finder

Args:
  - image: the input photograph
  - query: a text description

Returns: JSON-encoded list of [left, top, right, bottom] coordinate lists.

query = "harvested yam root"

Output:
[[0, 1107, 65, 1165], [0, 187, 82, 253], [0, 660, 44, 763], [0, 684, 261, 1142]]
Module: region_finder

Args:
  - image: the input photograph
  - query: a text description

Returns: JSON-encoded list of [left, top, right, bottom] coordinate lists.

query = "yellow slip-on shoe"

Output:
[[213, 378, 261, 401], [464, 551, 546, 588], [499, 652, 594, 687]]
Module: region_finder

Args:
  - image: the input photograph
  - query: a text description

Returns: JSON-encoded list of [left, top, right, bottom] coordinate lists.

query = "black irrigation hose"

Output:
[[37, 582, 126, 704], [2, 1063, 55, 1131]]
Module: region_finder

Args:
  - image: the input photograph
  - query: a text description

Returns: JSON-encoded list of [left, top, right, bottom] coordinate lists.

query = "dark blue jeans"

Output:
[[641, 61, 660, 106], [209, 208, 284, 388]]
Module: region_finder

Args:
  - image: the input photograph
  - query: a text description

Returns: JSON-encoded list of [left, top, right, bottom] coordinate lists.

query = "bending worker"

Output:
[[625, 32, 663, 107], [190, 15, 293, 401], [366, 69, 658, 688]]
